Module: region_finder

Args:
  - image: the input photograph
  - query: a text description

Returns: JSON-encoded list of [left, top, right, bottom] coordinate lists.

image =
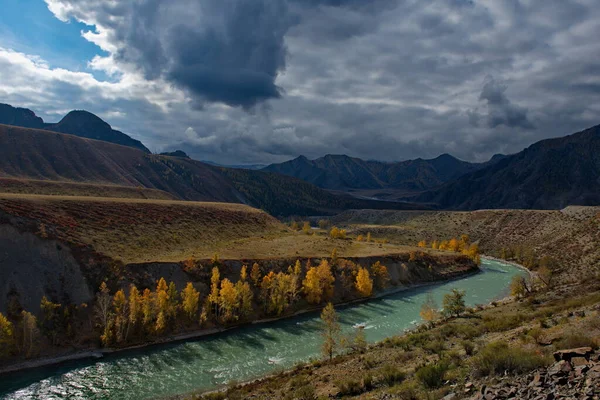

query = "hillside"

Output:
[[0, 124, 423, 216], [331, 206, 600, 280], [0, 123, 242, 203], [262, 153, 490, 193], [414, 124, 600, 209], [0, 103, 149, 152]]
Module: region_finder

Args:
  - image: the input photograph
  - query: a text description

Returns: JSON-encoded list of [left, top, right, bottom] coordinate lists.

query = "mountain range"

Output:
[[0, 103, 150, 153], [0, 101, 598, 213], [262, 153, 505, 193]]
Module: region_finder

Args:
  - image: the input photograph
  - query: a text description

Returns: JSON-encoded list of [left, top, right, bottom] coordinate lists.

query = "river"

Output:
[[0, 258, 524, 400]]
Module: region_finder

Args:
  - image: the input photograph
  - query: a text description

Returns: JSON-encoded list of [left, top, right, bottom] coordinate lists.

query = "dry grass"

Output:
[[0, 178, 175, 200]]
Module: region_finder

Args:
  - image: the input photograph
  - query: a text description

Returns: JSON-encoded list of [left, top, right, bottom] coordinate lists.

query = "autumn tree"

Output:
[[317, 260, 335, 301], [330, 227, 340, 239], [0, 313, 14, 358], [182, 283, 200, 322], [142, 288, 156, 329], [113, 289, 128, 343], [463, 243, 481, 264], [128, 285, 142, 337], [330, 248, 338, 267], [439, 240, 449, 251], [417, 240, 427, 248], [510, 275, 531, 298], [237, 281, 254, 319], [39, 296, 62, 345], [289, 260, 302, 303], [420, 293, 439, 325], [537, 256, 556, 288], [290, 220, 299, 231], [94, 282, 113, 346], [240, 265, 248, 282], [355, 267, 373, 297], [167, 281, 179, 319], [366, 232, 372, 242], [357, 234, 364, 242], [442, 289, 466, 318], [302, 221, 311, 234], [321, 303, 341, 361], [318, 219, 330, 230], [19, 311, 39, 357], [431, 240, 439, 250], [448, 238, 460, 252], [370, 261, 390, 290], [303, 267, 322, 304], [155, 278, 169, 333], [219, 278, 238, 323], [208, 267, 221, 318], [251, 263, 261, 287]]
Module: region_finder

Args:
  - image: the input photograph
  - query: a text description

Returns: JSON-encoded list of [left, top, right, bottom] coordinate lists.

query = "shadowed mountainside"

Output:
[[413, 124, 600, 210], [262, 153, 498, 192], [0, 103, 149, 153]]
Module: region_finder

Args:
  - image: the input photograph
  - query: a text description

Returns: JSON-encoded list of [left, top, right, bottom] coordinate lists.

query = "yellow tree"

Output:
[[355, 267, 373, 297], [317, 260, 335, 301], [19, 311, 39, 357], [167, 282, 179, 319], [420, 293, 439, 325], [219, 278, 238, 323], [182, 282, 200, 322], [155, 311, 166, 334], [371, 261, 390, 290], [330, 248, 338, 266], [339, 229, 347, 239], [260, 271, 275, 312], [329, 226, 340, 239], [238, 281, 254, 318], [431, 240, 439, 250], [156, 278, 169, 322], [302, 221, 311, 234], [142, 288, 156, 329], [417, 240, 427, 248], [113, 289, 128, 343], [240, 265, 248, 282], [289, 260, 302, 303], [357, 235, 364, 242], [208, 267, 221, 318], [250, 263, 261, 287], [155, 291, 169, 334], [0, 313, 14, 358], [128, 285, 142, 337], [439, 240, 449, 251], [448, 238, 460, 252], [366, 232, 372, 242], [321, 303, 341, 361], [303, 267, 322, 304], [94, 282, 113, 346]]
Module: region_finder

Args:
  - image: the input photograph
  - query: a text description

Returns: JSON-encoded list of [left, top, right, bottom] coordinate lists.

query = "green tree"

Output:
[[19, 311, 39, 357], [442, 289, 466, 318], [321, 303, 341, 361]]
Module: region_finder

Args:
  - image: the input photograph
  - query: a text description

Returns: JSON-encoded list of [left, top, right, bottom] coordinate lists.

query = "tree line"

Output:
[[417, 234, 481, 264], [0, 253, 390, 359]]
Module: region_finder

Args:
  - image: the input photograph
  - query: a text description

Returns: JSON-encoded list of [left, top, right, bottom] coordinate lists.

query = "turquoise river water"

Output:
[[0, 259, 524, 400]]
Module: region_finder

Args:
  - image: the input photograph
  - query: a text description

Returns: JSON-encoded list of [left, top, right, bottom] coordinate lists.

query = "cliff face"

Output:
[[0, 225, 92, 314]]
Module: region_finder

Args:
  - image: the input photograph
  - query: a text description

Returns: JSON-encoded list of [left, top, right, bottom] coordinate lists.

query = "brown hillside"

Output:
[[0, 123, 241, 202], [332, 207, 600, 280], [0, 178, 176, 200]]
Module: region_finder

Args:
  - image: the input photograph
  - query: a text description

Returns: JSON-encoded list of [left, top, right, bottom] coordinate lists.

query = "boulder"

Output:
[[553, 347, 593, 362]]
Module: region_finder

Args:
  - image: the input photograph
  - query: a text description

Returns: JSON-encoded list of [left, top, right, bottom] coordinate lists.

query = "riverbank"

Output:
[[0, 259, 479, 377]]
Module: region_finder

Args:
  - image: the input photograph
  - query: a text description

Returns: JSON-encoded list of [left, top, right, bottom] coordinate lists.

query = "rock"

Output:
[[553, 347, 593, 362], [572, 357, 589, 367], [530, 372, 544, 387], [441, 394, 456, 400], [548, 360, 572, 376]]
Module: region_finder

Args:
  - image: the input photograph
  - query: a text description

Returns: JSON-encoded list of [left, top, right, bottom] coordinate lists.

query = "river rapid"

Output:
[[0, 258, 525, 400]]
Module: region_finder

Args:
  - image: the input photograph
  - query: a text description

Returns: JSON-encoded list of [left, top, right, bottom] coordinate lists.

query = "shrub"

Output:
[[363, 373, 374, 390], [415, 361, 449, 389], [381, 364, 406, 386], [472, 342, 550, 377], [462, 340, 476, 356], [555, 333, 598, 350], [288, 384, 315, 400], [388, 380, 420, 399], [335, 378, 363, 396], [424, 339, 446, 355], [483, 313, 525, 332]]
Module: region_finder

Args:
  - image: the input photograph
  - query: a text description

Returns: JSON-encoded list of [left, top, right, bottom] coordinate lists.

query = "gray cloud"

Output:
[[3, 0, 597, 164], [477, 77, 535, 130]]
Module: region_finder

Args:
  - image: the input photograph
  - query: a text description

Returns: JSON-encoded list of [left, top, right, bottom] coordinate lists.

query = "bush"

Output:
[[462, 340, 476, 356], [335, 378, 363, 396], [472, 342, 550, 377], [424, 339, 446, 355], [363, 373, 374, 390], [555, 333, 598, 350], [388, 380, 420, 399], [381, 364, 406, 386], [415, 361, 449, 389], [483, 313, 525, 332]]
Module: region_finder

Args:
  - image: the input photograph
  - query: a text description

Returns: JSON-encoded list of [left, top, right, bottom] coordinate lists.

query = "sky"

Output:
[[0, 0, 599, 165]]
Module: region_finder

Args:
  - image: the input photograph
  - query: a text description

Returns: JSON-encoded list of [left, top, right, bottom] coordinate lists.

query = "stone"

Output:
[[441, 393, 456, 400], [554, 347, 593, 362], [549, 360, 572, 376], [572, 357, 589, 367]]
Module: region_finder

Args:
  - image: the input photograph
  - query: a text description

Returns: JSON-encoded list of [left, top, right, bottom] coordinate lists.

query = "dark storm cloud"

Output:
[[18, 0, 600, 164], [477, 78, 534, 130]]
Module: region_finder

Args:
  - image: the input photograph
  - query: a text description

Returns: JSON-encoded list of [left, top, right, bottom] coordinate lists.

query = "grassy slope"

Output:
[[331, 207, 600, 280], [0, 178, 176, 200], [0, 194, 286, 264]]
